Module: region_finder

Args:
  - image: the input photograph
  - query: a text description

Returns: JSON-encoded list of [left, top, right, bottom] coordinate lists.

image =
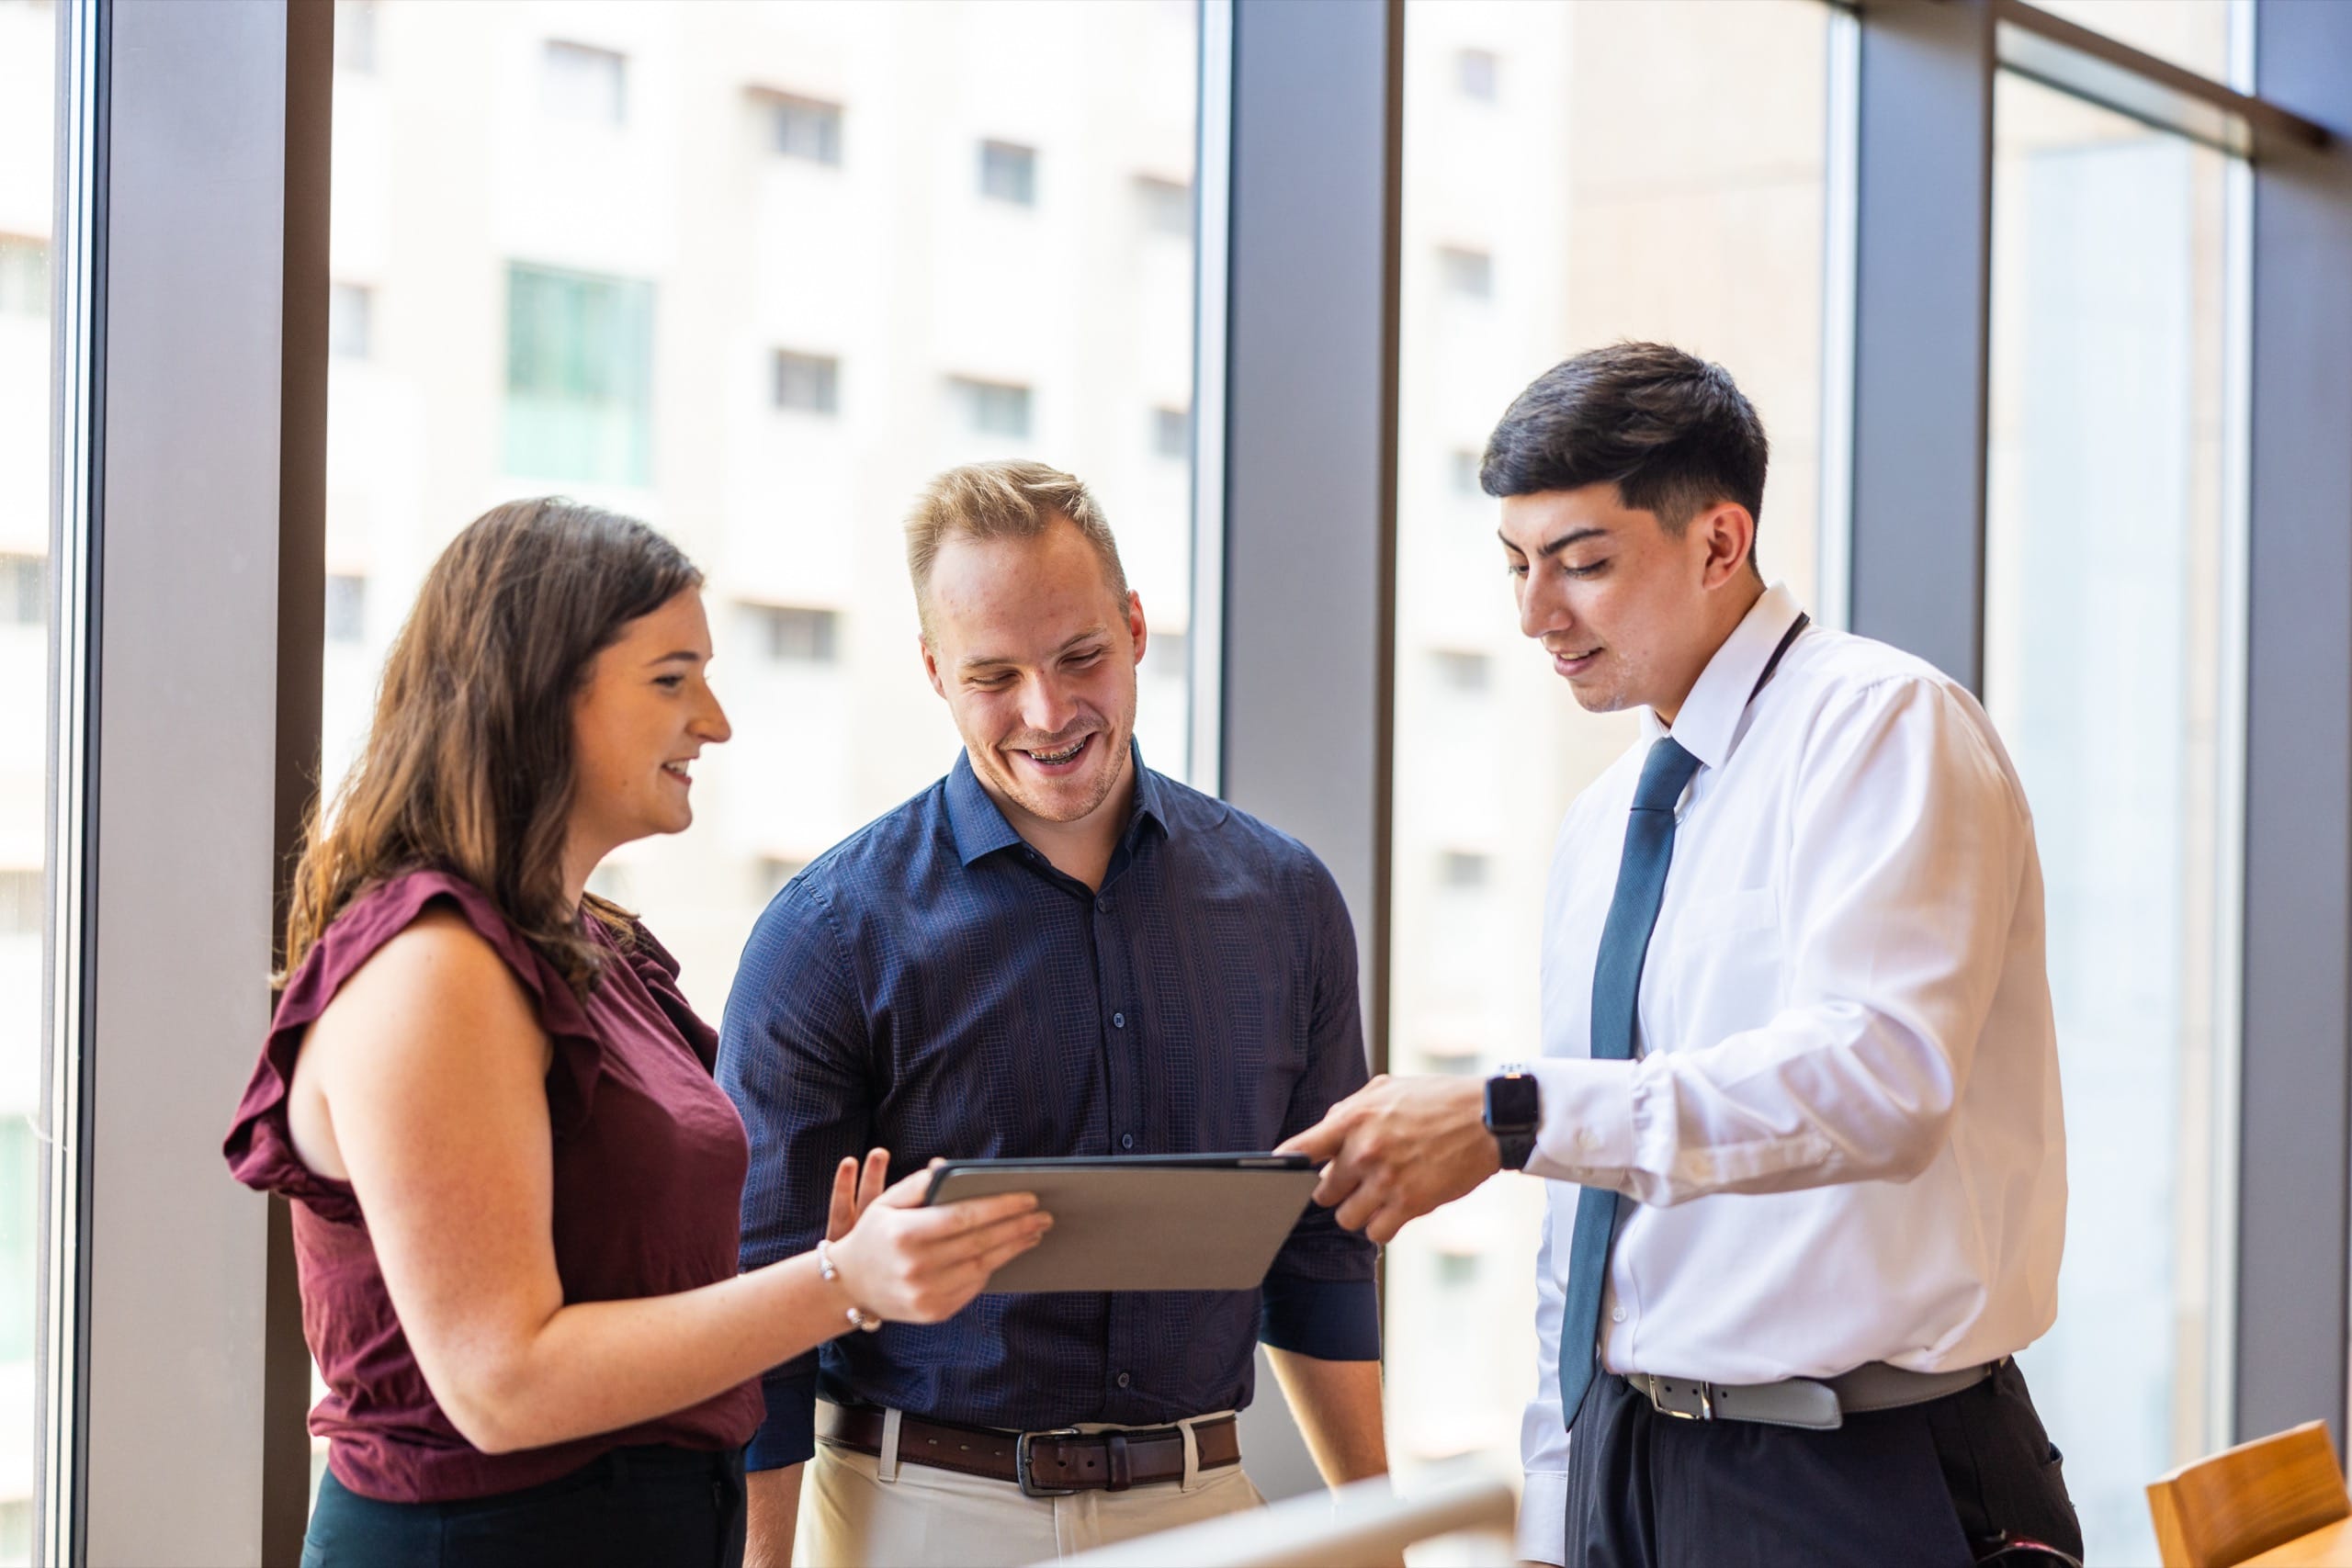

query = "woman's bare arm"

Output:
[[297, 910, 1046, 1454]]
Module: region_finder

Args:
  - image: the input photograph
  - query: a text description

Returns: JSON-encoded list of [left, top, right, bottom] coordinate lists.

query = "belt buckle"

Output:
[[1649, 1376, 1714, 1420], [1016, 1427, 1082, 1499]]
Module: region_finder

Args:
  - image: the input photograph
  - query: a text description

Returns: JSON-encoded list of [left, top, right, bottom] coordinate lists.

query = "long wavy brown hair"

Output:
[[281, 498, 702, 995]]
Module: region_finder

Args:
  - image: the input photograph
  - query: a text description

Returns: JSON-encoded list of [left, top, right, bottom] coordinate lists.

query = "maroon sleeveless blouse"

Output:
[[222, 870, 763, 1503]]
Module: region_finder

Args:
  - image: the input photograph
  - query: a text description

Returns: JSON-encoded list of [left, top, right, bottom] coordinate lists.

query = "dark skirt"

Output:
[[302, 1444, 746, 1568]]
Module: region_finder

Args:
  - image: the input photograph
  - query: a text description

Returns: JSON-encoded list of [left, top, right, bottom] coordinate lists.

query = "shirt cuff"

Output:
[[1522, 1057, 1637, 1186], [1259, 1275, 1382, 1360], [1518, 1466, 1568, 1565], [745, 1367, 819, 1472]]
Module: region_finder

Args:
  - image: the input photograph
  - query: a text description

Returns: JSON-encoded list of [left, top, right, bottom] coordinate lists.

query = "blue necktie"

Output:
[[1557, 735, 1702, 1433]]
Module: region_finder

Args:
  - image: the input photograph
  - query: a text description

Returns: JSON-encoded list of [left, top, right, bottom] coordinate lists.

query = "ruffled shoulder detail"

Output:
[[612, 918, 719, 1072], [222, 870, 609, 1224]]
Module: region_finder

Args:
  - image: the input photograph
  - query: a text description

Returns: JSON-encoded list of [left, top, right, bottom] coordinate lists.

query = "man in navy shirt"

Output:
[[720, 459, 1385, 1567]]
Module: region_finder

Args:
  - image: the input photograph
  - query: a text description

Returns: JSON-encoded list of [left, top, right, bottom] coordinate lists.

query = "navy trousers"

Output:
[[1562, 1359, 2081, 1568], [302, 1444, 746, 1568]]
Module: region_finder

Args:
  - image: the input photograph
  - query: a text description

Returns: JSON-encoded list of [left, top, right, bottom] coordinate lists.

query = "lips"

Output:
[[1552, 648, 1600, 678], [660, 759, 694, 786]]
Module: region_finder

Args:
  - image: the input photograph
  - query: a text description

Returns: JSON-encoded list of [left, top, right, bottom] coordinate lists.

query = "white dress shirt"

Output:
[[1515, 584, 2066, 1563]]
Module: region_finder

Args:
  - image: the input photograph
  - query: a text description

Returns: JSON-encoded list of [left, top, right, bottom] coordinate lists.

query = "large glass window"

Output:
[[322, 0, 1200, 1495], [1985, 70, 2240, 1568], [1388, 0, 1831, 1480], [0, 0, 53, 1555]]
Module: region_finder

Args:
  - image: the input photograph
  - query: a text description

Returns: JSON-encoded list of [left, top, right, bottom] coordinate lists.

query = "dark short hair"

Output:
[[1479, 343, 1770, 538]]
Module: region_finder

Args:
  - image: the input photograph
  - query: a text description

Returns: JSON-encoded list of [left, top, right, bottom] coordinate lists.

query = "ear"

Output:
[[920, 634, 946, 700], [1125, 590, 1148, 667], [1693, 502, 1756, 591]]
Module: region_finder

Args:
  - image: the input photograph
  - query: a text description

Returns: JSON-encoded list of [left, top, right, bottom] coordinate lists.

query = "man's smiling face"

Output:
[[1498, 481, 1744, 722], [920, 513, 1146, 834]]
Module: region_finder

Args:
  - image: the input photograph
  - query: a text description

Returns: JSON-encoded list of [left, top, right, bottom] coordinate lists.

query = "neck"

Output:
[[1653, 577, 1767, 728], [559, 830, 608, 915], [978, 748, 1136, 892]]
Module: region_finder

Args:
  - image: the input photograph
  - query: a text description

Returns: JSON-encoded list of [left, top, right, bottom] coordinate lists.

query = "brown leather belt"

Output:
[[817, 1403, 1241, 1498]]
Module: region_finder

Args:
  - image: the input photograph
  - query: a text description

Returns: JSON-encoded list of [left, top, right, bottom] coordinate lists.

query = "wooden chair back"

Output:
[[2147, 1421, 2350, 1568]]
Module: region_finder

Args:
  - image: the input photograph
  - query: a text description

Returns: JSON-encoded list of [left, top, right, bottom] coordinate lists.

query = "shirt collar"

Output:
[[944, 739, 1170, 868], [1639, 581, 1807, 771]]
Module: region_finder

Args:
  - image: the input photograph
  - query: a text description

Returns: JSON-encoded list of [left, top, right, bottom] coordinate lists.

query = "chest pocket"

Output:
[[1655, 886, 1785, 1051]]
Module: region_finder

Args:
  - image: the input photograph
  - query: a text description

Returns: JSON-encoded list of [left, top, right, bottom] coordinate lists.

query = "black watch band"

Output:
[[1484, 1070, 1542, 1172]]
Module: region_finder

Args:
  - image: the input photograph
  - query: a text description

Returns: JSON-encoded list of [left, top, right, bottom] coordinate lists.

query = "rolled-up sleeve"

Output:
[[1259, 858, 1380, 1360], [718, 880, 873, 1471]]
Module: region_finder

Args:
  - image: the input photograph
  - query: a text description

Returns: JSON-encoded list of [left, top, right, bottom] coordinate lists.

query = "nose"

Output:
[[695, 684, 732, 745], [1021, 671, 1080, 739], [1518, 569, 1571, 644]]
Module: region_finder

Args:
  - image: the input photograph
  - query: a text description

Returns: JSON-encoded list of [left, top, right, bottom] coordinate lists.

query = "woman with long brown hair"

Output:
[[225, 500, 1048, 1567]]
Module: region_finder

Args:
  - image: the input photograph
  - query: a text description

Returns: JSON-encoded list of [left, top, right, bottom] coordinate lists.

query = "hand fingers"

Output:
[[824, 1156, 859, 1243], [1333, 1185, 1385, 1235], [1312, 1155, 1368, 1212], [969, 1221, 1051, 1279], [923, 1191, 1040, 1232], [921, 1203, 1050, 1263], [855, 1148, 890, 1215], [1274, 1114, 1349, 1164], [873, 1164, 947, 1209]]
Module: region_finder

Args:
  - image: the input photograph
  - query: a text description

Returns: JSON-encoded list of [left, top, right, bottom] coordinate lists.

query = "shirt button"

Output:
[[1611, 1307, 1627, 1324], [1578, 1129, 1601, 1152], [1097, 896, 1112, 913], [1112, 1011, 1126, 1030], [1115, 1371, 1132, 1390], [1120, 1133, 1136, 1151]]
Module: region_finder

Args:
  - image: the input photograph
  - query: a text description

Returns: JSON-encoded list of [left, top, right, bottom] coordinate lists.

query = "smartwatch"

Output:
[[1484, 1067, 1542, 1172]]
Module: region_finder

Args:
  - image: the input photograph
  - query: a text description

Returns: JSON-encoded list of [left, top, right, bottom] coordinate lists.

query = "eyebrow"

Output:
[[645, 649, 703, 667], [1498, 525, 1609, 558], [958, 626, 1111, 673]]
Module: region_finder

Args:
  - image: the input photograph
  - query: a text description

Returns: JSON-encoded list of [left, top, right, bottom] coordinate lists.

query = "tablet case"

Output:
[[923, 1156, 1321, 1292]]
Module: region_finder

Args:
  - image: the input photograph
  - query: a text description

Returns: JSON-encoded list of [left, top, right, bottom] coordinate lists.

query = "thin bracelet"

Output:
[[814, 1238, 884, 1333]]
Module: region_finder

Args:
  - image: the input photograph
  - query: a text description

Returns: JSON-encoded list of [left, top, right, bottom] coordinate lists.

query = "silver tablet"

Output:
[[922, 1154, 1320, 1293]]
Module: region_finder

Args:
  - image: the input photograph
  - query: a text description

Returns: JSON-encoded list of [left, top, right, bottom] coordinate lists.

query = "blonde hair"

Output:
[[904, 459, 1128, 636]]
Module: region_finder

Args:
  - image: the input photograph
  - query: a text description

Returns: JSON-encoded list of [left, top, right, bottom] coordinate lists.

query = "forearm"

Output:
[[1264, 1348, 1388, 1486], [744, 1463, 804, 1568], [443, 1251, 848, 1454]]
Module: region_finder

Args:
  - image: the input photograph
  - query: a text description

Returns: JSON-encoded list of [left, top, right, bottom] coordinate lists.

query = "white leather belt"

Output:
[[1626, 1359, 1997, 1431]]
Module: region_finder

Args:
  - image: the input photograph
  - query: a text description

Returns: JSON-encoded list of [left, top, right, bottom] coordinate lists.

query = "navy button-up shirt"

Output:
[[718, 748, 1379, 1470]]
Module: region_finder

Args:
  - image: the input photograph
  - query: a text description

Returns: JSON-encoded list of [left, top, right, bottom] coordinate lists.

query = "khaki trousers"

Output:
[[803, 1408, 1265, 1567]]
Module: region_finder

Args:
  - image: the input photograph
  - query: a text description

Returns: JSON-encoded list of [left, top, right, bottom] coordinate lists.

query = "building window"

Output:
[[1438, 245, 1494, 300], [1437, 850, 1490, 889], [324, 574, 367, 644], [742, 604, 840, 664], [1430, 649, 1490, 694], [978, 140, 1037, 205], [767, 93, 843, 166], [773, 350, 840, 415], [1136, 175, 1191, 238], [0, 555, 41, 626], [949, 376, 1033, 439], [0, 870, 36, 939], [1455, 48, 1498, 103], [1151, 405, 1188, 460], [1435, 1249, 1481, 1288], [504, 262, 655, 486], [541, 39, 628, 127], [1145, 628, 1186, 679], [334, 0, 378, 73], [0, 236, 43, 317], [329, 283, 373, 359]]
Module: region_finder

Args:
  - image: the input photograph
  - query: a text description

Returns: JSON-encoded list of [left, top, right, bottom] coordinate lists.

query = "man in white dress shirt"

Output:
[[1283, 344, 2081, 1566]]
